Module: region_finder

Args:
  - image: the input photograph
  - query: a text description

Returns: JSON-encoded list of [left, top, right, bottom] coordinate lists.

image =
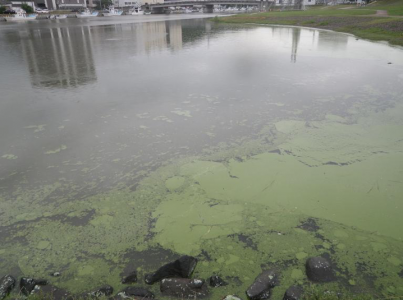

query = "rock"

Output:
[[297, 218, 320, 232], [305, 257, 335, 282], [122, 271, 138, 284], [283, 286, 303, 300], [209, 275, 228, 287], [246, 270, 279, 300], [223, 296, 244, 300], [145, 255, 197, 284], [31, 285, 71, 300], [51, 272, 61, 277], [0, 275, 16, 300], [20, 278, 48, 295], [89, 285, 114, 298], [160, 278, 208, 298], [122, 287, 154, 298]]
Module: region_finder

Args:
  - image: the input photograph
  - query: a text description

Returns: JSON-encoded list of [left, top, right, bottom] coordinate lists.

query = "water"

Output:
[[1, 15, 403, 298]]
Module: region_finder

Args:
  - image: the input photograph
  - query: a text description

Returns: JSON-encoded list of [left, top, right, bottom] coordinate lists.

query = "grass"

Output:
[[367, 0, 403, 16], [217, 0, 403, 46]]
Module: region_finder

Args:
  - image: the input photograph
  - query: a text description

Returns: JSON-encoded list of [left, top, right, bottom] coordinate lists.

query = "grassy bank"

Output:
[[217, 0, 403, 46]]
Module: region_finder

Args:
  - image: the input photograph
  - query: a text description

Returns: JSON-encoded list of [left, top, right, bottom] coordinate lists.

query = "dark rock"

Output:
[[31, 285, 71, 300], [122, 287, 154, 298], [246, 270, 279, 300], [20, 277, 48, 295], [398, 268, 403, 278], [246, 289, 270, 300], [283, 286, 303, 300], [298, 218, 320, 232], [89, 285, 114, 298], [209, 275, 228, 287], [0, 275, 16, 300], [122, 271, 138, 284], [160, 278, 208, 298], [145, 255, 197, 284], [306, 257, 335, 282]]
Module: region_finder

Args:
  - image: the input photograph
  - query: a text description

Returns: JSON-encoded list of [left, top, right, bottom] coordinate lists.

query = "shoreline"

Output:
[[215, 5, 403, 47]]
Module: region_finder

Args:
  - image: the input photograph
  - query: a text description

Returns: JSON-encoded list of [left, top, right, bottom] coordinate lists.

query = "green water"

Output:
[[1, 16, 403, 298]]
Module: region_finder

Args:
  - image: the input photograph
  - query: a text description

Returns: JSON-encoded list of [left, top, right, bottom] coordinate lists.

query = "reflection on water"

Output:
[[21, 27, 97, 89], [291, 27, 300, 63], [1, 17, 403, 298], [317, 30, 349, 51], [0, 20, 352, 90]]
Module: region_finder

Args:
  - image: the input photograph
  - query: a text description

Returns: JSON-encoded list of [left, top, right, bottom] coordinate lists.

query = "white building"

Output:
[[275, 0, 316, 7], [114, 0, 162, 7], [304, 0, 316, 5]]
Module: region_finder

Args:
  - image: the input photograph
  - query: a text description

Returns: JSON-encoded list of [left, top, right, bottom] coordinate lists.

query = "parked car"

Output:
[[35, 8, 49, 13], [3, 9, 16, 14]]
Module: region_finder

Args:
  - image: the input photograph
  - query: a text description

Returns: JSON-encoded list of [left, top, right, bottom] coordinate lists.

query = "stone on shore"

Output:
[[160, 278, 208, 298], [145, 255, 197, 284], [122, 271, 138, 284], [121, 286, 154, 298], [88, 285, 114, 298], [283, 286, 303, 300], [223, 296, 244, 300], [31, 284, 71, 299], [209, 275, 228, 287], [305, 257, 335, 282], [20, 277, 48, 295], [0, 275, 16, 300], [246, 270, 279, 300]]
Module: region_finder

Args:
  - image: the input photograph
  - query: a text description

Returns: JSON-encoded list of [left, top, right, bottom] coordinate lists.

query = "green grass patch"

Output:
[[218, 1, 403, 47], [365, 17, 402, 24], [255, 7, 376, 17], [368, 0, 403, 16], [302, 20, 317, 25], [338, 26, 403, 45]]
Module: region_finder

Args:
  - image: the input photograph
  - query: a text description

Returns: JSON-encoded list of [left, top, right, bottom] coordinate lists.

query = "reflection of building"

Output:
[[143, 22, 168, 52], [317, 30, 348, 51], [167, 21, 183, 51], [271, 27, 302, 63], [20, 26, 97, 89], [90, 20, 183, 55]]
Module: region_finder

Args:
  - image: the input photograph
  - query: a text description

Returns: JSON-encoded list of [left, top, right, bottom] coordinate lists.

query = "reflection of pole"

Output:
[[291, 28, 300, 63]]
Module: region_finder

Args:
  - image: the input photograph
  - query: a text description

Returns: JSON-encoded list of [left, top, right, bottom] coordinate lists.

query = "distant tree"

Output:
[[0, 5, 7, 13], [21, 3, 34, 13]]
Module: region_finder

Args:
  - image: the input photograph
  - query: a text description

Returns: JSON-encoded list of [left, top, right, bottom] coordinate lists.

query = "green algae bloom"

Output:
[[1, 77, 403, 299]]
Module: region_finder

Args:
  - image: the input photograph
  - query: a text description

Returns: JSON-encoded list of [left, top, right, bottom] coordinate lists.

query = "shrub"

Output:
[[21, 3, 34, 13]]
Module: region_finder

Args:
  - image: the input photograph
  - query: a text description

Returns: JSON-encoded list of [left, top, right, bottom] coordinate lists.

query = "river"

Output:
[[0, 14, 403, 298]]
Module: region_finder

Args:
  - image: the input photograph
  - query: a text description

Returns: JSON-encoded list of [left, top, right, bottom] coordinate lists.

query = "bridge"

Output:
[[147, 0, 275, 13]]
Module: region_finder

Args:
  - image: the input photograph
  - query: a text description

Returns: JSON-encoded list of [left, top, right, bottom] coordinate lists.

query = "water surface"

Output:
[[1, 16, 403, 298]]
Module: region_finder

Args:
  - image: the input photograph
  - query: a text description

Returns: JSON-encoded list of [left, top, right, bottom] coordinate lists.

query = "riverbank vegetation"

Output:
[[217, 0, 403, 46]]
